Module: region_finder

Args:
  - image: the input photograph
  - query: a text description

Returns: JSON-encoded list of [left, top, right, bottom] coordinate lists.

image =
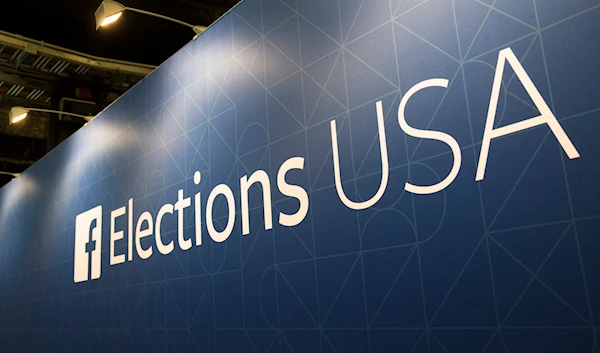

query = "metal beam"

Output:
[[0, 30, 157, 77], [0, 156, 36, 166], [0, 70, 52, 92], [0, 92, 52, 109]]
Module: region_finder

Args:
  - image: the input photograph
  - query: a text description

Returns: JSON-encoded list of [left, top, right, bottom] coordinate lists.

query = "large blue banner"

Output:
[[1, 0, 599, 352]]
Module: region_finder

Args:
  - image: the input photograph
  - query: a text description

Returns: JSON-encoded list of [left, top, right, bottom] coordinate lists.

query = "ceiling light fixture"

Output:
[[9, 106, 95, 124], [94, 1, 207, 38], [9, 106, 29, 124]]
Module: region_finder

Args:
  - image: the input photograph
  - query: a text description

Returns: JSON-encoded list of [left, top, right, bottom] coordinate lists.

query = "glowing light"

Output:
[[101, 12, 122, 26], [11, 113, 27, 124], [9, 106, 29, 124]]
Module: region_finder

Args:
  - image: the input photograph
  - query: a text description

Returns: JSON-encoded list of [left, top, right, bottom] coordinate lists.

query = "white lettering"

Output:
[[135, 211, 153, 260], [194, 171, 202, 246], [277, 157, 309, 227], [476, 47, 580, 181], [206, 184, 236, 243], [110, 206, 126, 265], [155, 203, 174, 255], [127, 198, 133, 262], [174, 189, 192, 251], [241, 170, 273, 235], [398, 79, 462, 194], [331, 100, 389, 209]]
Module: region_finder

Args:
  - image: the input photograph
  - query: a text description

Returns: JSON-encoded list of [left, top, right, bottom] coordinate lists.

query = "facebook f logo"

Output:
[[74, 205, 103, 283]]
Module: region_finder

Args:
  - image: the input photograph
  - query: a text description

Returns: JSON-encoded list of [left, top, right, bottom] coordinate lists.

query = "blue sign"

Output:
[[1, 0, 599, 351]]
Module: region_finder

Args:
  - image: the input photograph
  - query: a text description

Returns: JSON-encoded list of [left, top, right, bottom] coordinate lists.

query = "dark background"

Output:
[[0, 0, 239, 187], [2, 0, 239, 65]]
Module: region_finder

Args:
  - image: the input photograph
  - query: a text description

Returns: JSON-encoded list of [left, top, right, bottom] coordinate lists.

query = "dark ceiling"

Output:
[[0, 0, 238, 187], [3, 0, 239, 65]]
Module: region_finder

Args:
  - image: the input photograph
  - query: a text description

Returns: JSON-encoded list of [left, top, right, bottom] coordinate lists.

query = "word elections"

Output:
[[103, 158, 308, 267]]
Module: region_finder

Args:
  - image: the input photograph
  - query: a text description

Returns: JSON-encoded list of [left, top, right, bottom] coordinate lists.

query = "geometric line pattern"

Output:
[[0, 0, 599, 352]]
